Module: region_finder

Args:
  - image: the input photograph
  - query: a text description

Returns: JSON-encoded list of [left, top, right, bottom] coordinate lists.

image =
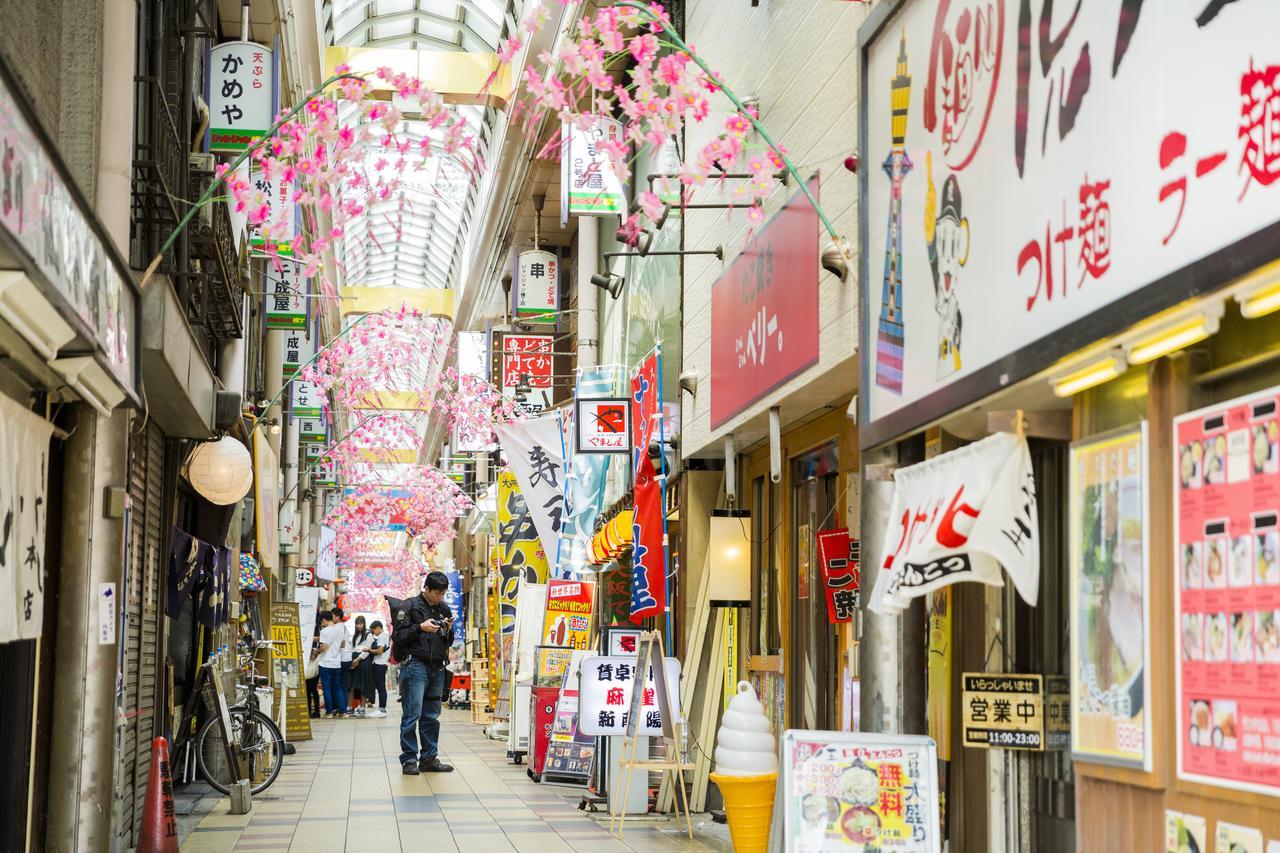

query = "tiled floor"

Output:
[[179, 706, 732, 852]]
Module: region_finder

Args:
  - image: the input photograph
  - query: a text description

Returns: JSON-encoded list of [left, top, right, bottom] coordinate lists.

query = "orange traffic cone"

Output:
[[138, 736, 179, 853]]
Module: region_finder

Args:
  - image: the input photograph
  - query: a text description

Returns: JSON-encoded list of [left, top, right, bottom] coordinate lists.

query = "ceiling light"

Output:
[[1233, 260, 1280, 319], [1051, 351, 1126, 397], [1126, 308, 1222, 365]]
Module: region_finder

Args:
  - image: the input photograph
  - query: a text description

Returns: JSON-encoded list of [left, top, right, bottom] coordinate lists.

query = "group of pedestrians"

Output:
[[306, 607, 391, 718]]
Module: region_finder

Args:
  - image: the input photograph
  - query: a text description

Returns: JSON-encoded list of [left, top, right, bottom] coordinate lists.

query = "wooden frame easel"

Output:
[[609, 631, 695, 839]]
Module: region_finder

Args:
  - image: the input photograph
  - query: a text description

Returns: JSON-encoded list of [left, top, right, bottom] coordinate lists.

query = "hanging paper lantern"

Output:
[[184, 436, 254, 505]]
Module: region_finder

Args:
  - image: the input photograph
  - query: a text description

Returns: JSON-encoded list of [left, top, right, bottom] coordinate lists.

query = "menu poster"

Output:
[[543, 651, 595, 782], [1163, 810, 1207, 853], [1175, 388, 1280, 796], [1214, 821, 1263, 853], [781, 731, 941, 853], [1069, 426, 1150, 768]]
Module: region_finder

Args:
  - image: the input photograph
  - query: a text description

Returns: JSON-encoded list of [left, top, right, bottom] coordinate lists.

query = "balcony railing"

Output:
[[183, 160, 246, 339], [130, 77, 183, 273]]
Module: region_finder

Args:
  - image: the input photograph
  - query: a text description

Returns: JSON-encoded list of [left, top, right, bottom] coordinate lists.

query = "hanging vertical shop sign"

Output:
[[312, 458, 338, 488], [269, 601, 313, 741], [253, 428, 280, 576], [575, 397, 631, 454], [541, 578, 596, 649], [1069, 425, 1150, 769], [869, 432, 1039, 615], [247, 162, 295, 258], [290, 372, 322, 419], [1175, 386, 1280, 796], [316, 524, 337, 582], [630, 454, 665, 623], [860, 4, 1280, 449], [630, 354, 659, 472], [282, 326, 314, 382], [209, 40, 273, 152], [492, 331, 554, 413], [0, 393, 54, 642], [495, 414, 568, 566], [496, 470, 550, 635], [780, 731, 941, 852], [710, 181, 820, 430], [816, 528, 860, 622], [515, 249, 559, 321], [264, 260, 306, 329], [297, 416, 326, 443], [561, 116, 626, 217]]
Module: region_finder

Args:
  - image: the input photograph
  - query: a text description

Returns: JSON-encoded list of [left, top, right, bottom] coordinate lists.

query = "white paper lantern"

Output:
[[184, 436, 254, 505], [709, 509, 752, 607]]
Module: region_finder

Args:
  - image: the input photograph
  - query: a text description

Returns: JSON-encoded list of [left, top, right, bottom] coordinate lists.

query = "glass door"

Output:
[[790, 442, 840, 730]]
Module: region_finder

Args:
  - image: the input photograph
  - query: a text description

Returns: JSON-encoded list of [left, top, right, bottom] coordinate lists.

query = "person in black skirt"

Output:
[[349, 615, 376, 717]]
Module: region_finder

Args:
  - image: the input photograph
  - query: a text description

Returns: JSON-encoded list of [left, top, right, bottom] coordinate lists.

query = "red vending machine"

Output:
[[529, 645, 572, 781]]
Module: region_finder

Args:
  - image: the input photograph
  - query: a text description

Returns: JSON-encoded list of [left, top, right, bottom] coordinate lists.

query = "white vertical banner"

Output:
[[295, 586, 319, 664], [316, 524, 337, 581], [495, 414, 568, 570], [0, 392, 54, 642]]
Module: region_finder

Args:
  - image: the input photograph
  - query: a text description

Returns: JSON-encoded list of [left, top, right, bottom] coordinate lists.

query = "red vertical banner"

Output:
[[630, 354, 659, 474], [816, 528, 861, 623], [630, 454, 665, 623]]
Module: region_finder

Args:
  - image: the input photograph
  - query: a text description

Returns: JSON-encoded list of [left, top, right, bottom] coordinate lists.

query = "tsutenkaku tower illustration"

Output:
[[875, 33, 914, 395]]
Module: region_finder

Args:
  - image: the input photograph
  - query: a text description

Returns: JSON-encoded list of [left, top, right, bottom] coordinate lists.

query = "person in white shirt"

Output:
[[366, 620, 391, 716], [335, 606, 353, 715], [314, 610, 349, 718]]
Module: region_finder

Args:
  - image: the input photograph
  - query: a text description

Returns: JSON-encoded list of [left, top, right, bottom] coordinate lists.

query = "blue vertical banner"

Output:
[[445, 568, 465, 644], [558, 367, 617, 577]]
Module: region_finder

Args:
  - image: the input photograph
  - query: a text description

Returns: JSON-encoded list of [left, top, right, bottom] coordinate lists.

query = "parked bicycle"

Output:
[[194, 637, 286, 795]]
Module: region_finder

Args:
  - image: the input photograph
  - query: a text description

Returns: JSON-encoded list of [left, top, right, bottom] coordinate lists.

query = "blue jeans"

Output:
[[399, 659, 448, 765], [319, 666, 347, 715]]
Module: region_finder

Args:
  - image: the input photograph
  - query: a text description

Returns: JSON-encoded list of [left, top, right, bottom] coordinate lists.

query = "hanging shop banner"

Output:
[[495, 414, 568, 567], [577, 654, 683, 736], [816, 528, 861, 623], [780, 731, 941, 853], [0, 393, 54, 643], [860, 4, 1280, 449], [282, 326, 315, 382], [304, 443, 324, 463], [492, 331, 554, 413], [561, 116, 626, 217], [1069, 425, 1150, 768], [631, 353, 660, 472], [961, 673, 1045, 750], [253, 428, 280, 575], [264, 260, 306, 329], [297, 416, 326, 443], [247, 162, 295, 258], [558, 368, 617, 575], [316, 524, 337, 582], [541, 578, 595, 649], [575, 397, 630, 454], [445, 568, 466, 644], [869, 432, 1039, 615], [927, 589, 953, 762], [710, 180, 820, 430], [269, 601, 312, 742], [1175, 386, 1280, 797], [630, 454, 666, 623], [496, 470, 550, 635], [290, 374, 322, 420], [311, 458, 338, 488], [604, 566, 633, 625], [208, 40, 273, 152], [544, 651, 595, 780], [515, 249, 559, 320], [296, 586, 319, 662]]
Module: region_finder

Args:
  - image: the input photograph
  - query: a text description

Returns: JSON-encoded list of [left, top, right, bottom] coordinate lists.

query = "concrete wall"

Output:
[[680, 0, 869, 458]]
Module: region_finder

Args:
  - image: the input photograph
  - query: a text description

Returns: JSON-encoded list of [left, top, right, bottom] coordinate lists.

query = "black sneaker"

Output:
[[419, 757, 454, 773], [402, 762, 420, 776]]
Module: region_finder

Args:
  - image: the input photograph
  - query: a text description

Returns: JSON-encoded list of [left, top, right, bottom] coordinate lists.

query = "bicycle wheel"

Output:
[[196, 706, 285, 795]]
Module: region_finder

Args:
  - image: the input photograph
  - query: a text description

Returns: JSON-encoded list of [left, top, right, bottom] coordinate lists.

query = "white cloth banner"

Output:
[[316, 524, 337, 581], [495, 414, 568, 571], [870, 432, 1039, 615], [0, 393, 54, 643], [295, 586, 319, 665]]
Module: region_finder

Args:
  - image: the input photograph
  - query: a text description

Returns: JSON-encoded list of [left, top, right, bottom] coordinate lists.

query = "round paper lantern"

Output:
[[184, 436, 254, 505]]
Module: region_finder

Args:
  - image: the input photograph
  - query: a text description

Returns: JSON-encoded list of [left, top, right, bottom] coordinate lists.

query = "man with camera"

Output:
[[391, 571, 457, 775]]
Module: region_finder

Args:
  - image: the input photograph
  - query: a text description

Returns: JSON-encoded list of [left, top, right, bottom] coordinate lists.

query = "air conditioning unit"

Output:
[[189, 153, 216, 230], [214, 389, 242, 431]]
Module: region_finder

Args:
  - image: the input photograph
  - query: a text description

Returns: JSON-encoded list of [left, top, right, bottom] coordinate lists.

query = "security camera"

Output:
[[821, 240, 851, 282], [678, 370, 698, 397]]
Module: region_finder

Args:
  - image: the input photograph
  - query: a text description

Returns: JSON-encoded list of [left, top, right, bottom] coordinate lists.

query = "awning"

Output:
[[869, 432, 1039, 614]]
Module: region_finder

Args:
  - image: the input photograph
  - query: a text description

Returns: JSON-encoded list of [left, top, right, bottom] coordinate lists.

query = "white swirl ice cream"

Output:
[[713, 681, 778, 776]]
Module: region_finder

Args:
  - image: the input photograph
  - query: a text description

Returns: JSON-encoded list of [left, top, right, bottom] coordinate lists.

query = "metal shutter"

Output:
[[117, 422, 167, 849]]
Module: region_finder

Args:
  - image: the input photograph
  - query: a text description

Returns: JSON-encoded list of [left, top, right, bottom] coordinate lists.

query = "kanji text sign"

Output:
[[961, 672, 1044, 751], [578, 655, 683, 736]]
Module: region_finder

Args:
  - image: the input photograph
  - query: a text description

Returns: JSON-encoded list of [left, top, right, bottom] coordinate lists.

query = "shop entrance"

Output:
[[790, 442, 840, 730]]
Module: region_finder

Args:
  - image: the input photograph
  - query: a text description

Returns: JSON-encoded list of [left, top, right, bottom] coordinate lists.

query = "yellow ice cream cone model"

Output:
[[712, 682, 778, 852]]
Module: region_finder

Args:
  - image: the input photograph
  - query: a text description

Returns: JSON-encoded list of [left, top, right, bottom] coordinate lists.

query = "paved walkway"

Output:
[[179, 706, 731, 852]]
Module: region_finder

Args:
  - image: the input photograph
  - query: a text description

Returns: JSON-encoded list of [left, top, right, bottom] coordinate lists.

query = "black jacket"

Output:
[[391, 594, 454, 668]]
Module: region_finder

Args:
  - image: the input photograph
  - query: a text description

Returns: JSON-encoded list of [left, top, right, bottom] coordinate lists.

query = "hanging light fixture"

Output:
[[184, 435, 254, 505], [708, 508, 752, 607]]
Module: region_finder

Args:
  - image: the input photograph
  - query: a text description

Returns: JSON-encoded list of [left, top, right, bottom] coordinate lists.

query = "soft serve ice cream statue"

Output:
[[710, 681, 779, 853]]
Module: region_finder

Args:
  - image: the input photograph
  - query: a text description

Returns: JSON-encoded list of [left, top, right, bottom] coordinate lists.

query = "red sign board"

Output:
[[710, 180, 820, 429], [815, 527, 861, 623], [498, 333, 554, 388]]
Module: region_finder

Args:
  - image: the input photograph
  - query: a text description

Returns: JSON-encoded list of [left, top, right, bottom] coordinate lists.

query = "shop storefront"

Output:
[[859, 1, 1280, 848]]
